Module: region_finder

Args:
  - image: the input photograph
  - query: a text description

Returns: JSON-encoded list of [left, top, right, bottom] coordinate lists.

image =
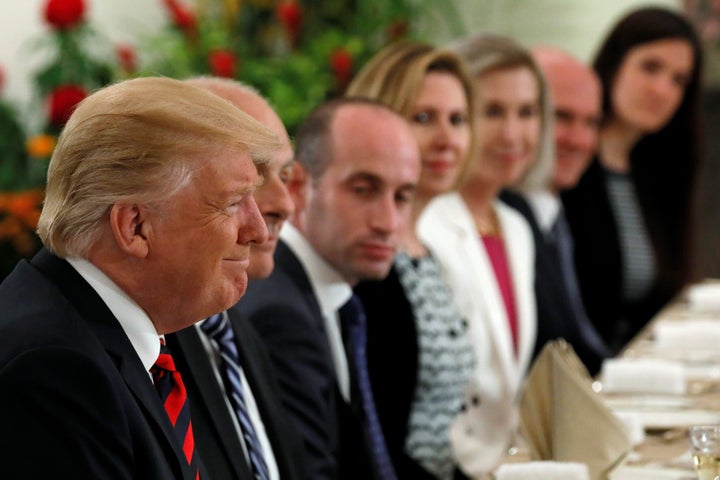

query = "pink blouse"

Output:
[[482, 234, 518, 354]]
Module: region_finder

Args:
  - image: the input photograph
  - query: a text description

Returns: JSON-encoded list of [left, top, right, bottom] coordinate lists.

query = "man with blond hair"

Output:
[[167, 77, 304, 480], [0, 77, 276, 478]]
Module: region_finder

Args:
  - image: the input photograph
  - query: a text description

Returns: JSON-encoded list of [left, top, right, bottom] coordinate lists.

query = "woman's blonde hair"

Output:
[[346, 40, 477, 187], [38, 76, 281, 258], [452, 33, 555, 193]]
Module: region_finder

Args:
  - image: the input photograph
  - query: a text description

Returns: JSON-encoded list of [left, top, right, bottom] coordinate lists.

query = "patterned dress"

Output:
[[394, 251, 476, 479]]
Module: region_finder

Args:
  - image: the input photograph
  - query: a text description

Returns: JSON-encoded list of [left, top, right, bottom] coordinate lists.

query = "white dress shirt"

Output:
[[196, 316, 280, 480], [525, 189, 561, 235], [67, 257, 159, 376], [280, 223, 353, 401], [67, 257, 279, 479]]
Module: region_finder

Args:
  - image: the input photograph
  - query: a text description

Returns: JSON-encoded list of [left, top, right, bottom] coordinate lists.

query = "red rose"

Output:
[[163, 0, 197, 33], [208, 49, 237, 78], [116, 44, 137, 74], [330, 49, 353, 87], [44, 0, 86, 30], [48, 85, 87, 127], [276, 1, 303, 46]]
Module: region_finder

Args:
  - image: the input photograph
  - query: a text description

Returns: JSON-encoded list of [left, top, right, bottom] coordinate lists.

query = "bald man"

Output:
[[166, 78, 304, 480], [501, 47, 610, 375]]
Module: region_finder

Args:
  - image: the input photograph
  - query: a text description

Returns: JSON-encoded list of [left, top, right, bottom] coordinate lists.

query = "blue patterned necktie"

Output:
[[201, 313, 270, 480], [339, 295, 397, 480], [553, 210, 610, 356]]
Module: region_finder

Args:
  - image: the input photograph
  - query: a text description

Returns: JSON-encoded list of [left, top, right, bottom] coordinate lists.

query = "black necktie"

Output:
[[339, 294, 397, 480]]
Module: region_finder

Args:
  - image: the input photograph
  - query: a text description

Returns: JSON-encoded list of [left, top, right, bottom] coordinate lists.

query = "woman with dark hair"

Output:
[[562, 6, 703, 352]]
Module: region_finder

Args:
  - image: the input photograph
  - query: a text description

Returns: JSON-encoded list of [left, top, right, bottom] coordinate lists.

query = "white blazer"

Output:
[[418, 192, 537, 477]]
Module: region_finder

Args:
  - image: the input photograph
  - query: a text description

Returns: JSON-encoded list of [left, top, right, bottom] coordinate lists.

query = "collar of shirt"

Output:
[[66, 257, 160, 373], [281, 223, 353, 401], [525, 189, 561, 235], [280, 223, 352, 314]]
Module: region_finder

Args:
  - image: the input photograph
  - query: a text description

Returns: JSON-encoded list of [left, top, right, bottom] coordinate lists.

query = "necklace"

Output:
[[475, 207, 501, 237]]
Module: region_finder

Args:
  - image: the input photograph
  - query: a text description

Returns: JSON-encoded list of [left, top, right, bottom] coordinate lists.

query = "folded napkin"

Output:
[[654, 320, 720, 350], [600, 358, 686, 395], [495, 461, 590, 480], [612, 411, 645, 446], [519, 340, 631, 480], [687, 282, 720, 311]]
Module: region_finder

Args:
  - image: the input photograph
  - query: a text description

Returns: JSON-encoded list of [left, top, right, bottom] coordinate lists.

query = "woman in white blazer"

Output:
[[418, 34, 555, 478]]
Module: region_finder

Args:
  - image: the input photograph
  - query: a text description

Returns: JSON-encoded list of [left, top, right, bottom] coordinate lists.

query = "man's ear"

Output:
[[288, 162, 310, 213], [108, 203, 151, 258]]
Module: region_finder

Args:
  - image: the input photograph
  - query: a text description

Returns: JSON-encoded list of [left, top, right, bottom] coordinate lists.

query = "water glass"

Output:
[[690, 425, 720, 480]]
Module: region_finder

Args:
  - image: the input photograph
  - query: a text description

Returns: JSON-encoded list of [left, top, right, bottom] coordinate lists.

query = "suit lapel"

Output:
[[451, 198, 518, 383], [169, 326, 252, 479], [31, 249, 194, 480]]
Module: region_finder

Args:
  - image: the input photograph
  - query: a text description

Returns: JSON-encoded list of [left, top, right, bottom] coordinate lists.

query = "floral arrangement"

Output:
[[0, 0, 459, 279], [0, 0, 116, 279], [145, 0, 424, 133]]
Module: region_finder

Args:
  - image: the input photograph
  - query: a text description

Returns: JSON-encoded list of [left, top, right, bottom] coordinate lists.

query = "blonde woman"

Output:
[[418, 34, 555, 476], [348, 41, 477, 479]]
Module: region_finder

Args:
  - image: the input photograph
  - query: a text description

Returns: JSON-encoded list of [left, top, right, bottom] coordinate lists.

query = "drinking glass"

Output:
[[690, 425, 720, 480]]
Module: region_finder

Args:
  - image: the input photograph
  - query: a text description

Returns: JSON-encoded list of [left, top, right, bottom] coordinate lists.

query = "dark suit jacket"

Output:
[[355, 267, 438, 480], [167, 307, 305, 480], [0, 249, 197, 479], [561, 160, 674, 351], [501, 191, 609, 376], [237, 240, 375, 480]]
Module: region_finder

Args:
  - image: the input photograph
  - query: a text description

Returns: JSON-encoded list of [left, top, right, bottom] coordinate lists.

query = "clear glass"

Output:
[[690, 425, 720, 480]]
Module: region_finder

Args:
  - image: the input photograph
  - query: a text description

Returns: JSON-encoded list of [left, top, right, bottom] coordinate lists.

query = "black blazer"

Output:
[[501, 191, 609, 376], [0, 249, 197, 479], [166, 306, 304, 480], [562, 161, 674, 351], [237, 240, 375, 480]]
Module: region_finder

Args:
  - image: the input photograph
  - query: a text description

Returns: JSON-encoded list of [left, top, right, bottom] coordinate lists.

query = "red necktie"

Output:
[[151, 340, 200, 479]]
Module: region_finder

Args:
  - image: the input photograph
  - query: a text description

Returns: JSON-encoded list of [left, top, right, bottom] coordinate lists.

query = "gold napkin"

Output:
[[519, 340, 632, 480]]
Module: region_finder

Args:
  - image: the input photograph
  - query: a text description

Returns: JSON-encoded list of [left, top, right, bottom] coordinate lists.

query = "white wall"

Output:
[[422, 0, 682, 62]]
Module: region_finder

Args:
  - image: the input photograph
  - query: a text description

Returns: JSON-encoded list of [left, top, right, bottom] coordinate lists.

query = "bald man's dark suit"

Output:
[[237, 240, 376, 480], [167, 306, 305, 480]]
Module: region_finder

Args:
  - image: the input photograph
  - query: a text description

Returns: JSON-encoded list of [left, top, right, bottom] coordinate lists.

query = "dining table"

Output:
[[501, 280, 720, 480]]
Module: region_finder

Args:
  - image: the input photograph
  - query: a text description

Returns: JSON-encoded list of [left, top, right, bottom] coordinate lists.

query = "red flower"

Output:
[[44, 0, 86, 30], [276, 1, 303, 46], [116, 44, 137, 74], [208, 49, 237, 78], [163, 0, 197, 34], [48, 85, 87, 127], [330, 49, 353, 88], [0, 67, 4, 96]]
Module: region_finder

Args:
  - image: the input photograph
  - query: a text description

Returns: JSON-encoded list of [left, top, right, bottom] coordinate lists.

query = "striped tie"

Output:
[[340, 295, 398, 480], [201, 313, 270, 480], [151, 340, 200, 480]]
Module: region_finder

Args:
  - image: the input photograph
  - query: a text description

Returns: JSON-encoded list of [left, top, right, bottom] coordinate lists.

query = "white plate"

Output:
[[612, 409, 720, 430], [609, 466, 695, 480], [604, 395, 694, 410]]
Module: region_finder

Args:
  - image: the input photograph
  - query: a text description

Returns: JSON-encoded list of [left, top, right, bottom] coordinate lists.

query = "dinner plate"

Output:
[[611, 409, 720, 430], [609, 466, 695, 480], [603, 395, 694, 410]]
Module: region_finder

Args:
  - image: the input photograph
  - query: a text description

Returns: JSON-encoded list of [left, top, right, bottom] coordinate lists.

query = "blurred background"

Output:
[[1, 0, 717, 281]]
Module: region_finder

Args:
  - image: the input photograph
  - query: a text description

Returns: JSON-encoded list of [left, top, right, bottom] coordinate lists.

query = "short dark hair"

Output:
[[294, 97, 396, 181]]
